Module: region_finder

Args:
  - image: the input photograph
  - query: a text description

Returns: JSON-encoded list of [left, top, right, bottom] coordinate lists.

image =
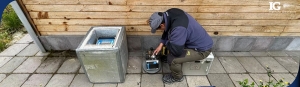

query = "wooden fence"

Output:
[[20, 0, 300, 36]]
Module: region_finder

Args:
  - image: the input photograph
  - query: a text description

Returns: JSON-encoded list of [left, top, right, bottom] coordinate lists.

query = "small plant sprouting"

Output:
[[237, 66, 290, 87]]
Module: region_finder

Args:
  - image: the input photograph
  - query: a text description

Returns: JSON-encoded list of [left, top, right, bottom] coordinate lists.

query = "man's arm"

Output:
[[167, 26, 187, 57]]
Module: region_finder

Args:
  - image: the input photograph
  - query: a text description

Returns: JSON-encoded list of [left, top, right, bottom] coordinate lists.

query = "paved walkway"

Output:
[[0, 34, 298, 87]]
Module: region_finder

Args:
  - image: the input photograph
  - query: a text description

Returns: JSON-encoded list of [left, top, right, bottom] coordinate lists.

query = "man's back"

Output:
[[166, 8, 213, 51]]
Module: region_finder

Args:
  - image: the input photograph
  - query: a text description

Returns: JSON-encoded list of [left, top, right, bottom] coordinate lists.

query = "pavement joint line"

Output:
[[226, 73, 236, 87], [43, 74, 54, 87], [206, 75, 211, 86], [248, 74, 259, 86], [273, 56, 298, 74], [8, 57, 29, 74], [216, 57, 228, 73], [14, 44, 30, 57]]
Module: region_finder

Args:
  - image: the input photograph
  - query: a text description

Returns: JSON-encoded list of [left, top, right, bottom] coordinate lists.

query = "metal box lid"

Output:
[[77, 26, 124, 51]]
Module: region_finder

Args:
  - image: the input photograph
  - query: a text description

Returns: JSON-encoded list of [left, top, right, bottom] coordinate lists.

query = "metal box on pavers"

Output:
[[76, 26, 128, 83]]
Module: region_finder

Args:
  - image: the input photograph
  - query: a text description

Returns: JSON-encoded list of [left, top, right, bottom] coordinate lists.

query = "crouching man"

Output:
[[147, 8, 213, 84]]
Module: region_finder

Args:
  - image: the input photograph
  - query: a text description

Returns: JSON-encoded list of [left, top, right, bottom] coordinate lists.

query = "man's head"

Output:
[[148, 12, 165, 33]]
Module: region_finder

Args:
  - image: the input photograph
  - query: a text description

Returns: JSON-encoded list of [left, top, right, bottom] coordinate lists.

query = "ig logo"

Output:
[[269, 2, 281, 10]]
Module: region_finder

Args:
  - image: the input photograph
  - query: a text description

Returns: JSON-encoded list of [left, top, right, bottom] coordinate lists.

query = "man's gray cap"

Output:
[[149, 12, 163, 33]]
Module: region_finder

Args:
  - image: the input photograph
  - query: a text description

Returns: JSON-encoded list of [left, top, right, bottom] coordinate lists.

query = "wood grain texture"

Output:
[[22, 0, 126, 5], [25, 5, 298, 12], [127, 0, 298, 5], [39, 31, 281, 36], [29, 12, 296, 19], [283, 26, 300, 32], [32, 19, 297, 26], [280, 33, 300, 36], [21, 0, 300, 36], [36, 25, 285, 33]]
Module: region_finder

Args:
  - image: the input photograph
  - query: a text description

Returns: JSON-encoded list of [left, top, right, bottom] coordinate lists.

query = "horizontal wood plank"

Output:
[[25, 5, 297, 12], [22, 0, 126, 5], [198, 6, 297, 13], [280, 33, 300, 36], [25, 5, 130, 12], [283, 26, 300, 32], [40, 31, 87, 35], [217, 32, 280, 36], [23, 0, 297, 6], [39, 31, 163, 35], [33, 19, 147, 25], [36, 25, 285, 33], [33, 19, 296, 26], [39, 31, 281, 36], [29, 12, 296, 19], [127, 0, 298, 6]]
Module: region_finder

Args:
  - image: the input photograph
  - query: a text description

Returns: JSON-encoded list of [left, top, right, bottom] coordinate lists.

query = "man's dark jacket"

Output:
[[161, 8, 213, 57]]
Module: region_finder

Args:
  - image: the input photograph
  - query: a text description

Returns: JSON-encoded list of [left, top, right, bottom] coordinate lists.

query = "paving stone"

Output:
[[291, 56, 300, 63], [0, 57, 27, 73], [21, 74, 52, 87], [218, 57, 246, 73], [79, 66, 85, 73], [274, 57, 299, 73], [94, 83, 117, 87], [285, 38, 300, 51], [186, 76, 210, 87], [232, 37, 255, 51], [293, 74, 297, 77], [232, 52, 253, 57], [268, 38, 293, 51], [70, 74, 93, 87], [0, 57, 12, 67], [0, 74, 29, 87], [127, 36, 142, 52], [207, 74, 235, 87], [13, 57, 44, 73], [229, 74, 257, 87], [16, 34, 33, 44], [118, 74, 141, 87], [251, 37, 274, 51], [215, 37, 236, 51], [141, 74, 164, 87], [268, 51, 288, 57], [213, 52, 234, 57], [46, 74, 75, 87], [162, 63, 171, 73], [250, 52, 270, 57], [237, 57, 267, 73], [285, 51, 300, 57], [272, 74, 295, 84], [129, 52, 143, 57], [142, 36, 161, 51], [0, 74, 5, 82], [0, 44, 28, 56], [250, 74, 276, 86], [208, 58, 226, 73], [127, 56, 142, 73], [255, 57, 289, 73], [36, 57, 64, 73], [165, 77, 188, 87], [17, 44, 39, 57], [35, 51, 50, 57], [57, 58, 80, 73]]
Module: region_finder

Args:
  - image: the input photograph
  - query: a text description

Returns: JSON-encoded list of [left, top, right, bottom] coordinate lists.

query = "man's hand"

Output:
[[153, 43, 164, 55]]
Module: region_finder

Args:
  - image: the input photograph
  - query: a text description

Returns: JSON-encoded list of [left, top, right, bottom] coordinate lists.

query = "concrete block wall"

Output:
[[127, 36, 300, 52], [38, 36, 300, 52]]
